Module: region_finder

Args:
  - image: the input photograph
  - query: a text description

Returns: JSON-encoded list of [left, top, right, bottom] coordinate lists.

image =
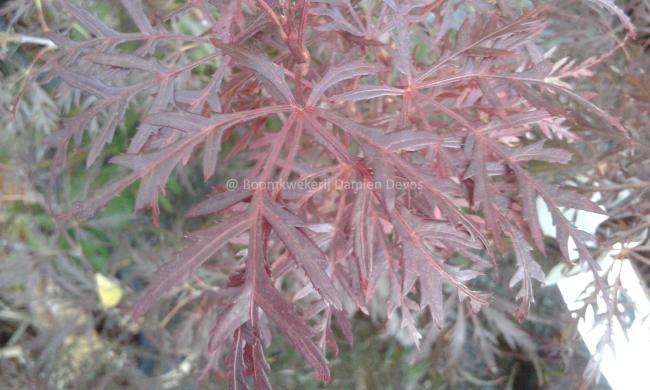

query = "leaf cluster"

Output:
[[21, 0, 642, 387]]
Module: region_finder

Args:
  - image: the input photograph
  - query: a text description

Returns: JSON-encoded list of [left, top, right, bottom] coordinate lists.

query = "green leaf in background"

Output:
[[80, 226, 112, 272]]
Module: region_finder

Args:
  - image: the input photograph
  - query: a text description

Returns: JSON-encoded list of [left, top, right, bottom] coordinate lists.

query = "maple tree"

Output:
[[26, 0, 639, 386]]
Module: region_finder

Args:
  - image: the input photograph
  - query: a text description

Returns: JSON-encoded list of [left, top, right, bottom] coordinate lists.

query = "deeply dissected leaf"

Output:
[[186, 189, 253, 218], [391, 206, 489, 326], [254, 277, 330, 382], [208, 287, 252, 352], [262, 196, 342, 310], [87, 101, 128, 168], [132, 211, 253, 319], [38, 0, 630, 386], [307, 61, 380, 105], [508, 227, 545, 321], [215, 43, 295, 105], [61, 0, 122, 38], [247, 208, 330, 382]]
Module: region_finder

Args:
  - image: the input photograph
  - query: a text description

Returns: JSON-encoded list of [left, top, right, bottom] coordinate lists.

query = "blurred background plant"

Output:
[[0, 0, 648, 389]]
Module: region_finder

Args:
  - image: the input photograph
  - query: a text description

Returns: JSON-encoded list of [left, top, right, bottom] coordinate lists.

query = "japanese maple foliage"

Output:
[[39, 0, 634, 386]]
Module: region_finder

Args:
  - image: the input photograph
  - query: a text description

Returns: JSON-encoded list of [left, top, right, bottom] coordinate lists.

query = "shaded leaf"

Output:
[[132, 211, 253, 319]]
